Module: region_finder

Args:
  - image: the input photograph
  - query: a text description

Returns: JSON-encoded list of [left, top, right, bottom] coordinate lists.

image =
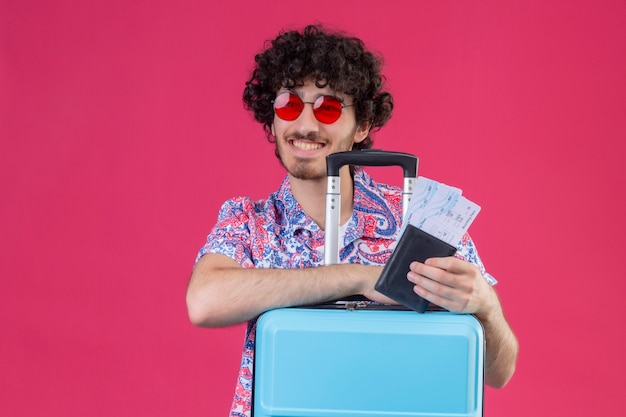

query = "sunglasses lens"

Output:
[[273, 92, 303, 121], [313, 96, 343, 124], [273, 92, 345, 124]]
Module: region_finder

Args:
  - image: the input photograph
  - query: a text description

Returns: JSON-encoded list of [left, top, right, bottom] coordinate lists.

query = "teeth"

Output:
[[292, 140, 323, 151]]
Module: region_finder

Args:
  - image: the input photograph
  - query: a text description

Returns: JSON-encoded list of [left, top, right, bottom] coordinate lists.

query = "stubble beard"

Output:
[[275, 133, 327, 181], [275, 130, 358, 180], [276, 147, 326, 180]]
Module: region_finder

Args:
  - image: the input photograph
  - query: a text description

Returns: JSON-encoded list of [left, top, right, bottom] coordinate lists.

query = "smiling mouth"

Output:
[[290, 139, 325, 151]]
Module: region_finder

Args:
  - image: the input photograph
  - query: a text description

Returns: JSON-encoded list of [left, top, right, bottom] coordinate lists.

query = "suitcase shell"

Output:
[[254, 308, 484, 417]]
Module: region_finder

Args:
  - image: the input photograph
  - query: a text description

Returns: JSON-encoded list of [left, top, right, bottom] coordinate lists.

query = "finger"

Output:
[[410, 268, 474, 311], [407, 267, 459, 300], [413, 283, 448, 309], [408, 261, 474, 309], [408, 260, 458, 287], [424, 256, 472, 274], [424, 257, 482, 291], [413, 283, 468, 314], [408, 261, 444, 279]]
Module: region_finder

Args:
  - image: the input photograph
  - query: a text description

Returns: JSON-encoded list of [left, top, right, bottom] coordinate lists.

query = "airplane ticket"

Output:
[[401, 177, 481, 246]]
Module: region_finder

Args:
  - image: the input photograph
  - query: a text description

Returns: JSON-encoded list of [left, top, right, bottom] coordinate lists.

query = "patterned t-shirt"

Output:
[[196, 167, 495, 417]]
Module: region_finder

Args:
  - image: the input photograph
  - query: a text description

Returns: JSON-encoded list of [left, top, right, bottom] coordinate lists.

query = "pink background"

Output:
[[2, 0, 625, 416]]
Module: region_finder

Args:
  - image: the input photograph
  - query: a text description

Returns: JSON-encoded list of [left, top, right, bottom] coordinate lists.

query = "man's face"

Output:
[[271, 79, 369, 181]]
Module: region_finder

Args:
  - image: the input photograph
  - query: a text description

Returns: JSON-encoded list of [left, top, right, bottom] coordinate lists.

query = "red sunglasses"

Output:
[[272, 92, 354, 124]]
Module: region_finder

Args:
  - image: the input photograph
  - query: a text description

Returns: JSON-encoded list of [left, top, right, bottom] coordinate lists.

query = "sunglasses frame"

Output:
[[272, 91, 354, 124]]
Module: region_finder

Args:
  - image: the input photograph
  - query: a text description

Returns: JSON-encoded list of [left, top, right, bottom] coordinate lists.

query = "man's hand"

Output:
[[406, 257, 498, 318]]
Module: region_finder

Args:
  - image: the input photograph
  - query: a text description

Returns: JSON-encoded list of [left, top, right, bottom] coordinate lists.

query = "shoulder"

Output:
[[215, 194, 280, 226], [212, 176, 293, 234], [217, 196, 264, 216], [457, 234, 498, 285]]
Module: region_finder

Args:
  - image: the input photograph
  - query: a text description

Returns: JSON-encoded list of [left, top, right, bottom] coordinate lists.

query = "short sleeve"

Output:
[[455, 234, 497, 285], [195, 198, 256, 269]]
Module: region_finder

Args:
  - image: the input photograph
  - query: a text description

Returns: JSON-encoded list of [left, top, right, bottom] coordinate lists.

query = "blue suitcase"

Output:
[[253, 151, 485, 417], [254, 308, 484, 417]]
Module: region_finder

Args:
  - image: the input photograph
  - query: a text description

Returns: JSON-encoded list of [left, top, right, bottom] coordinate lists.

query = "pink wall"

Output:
[[1, 0, 625, 416]]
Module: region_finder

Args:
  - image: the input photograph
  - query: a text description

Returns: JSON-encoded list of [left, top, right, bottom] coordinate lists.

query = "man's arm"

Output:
[[407, 257, 519, 388], [186, 253, 391, 328]]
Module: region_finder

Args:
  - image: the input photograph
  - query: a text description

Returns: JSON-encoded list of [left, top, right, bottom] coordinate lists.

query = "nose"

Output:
[[290, 102, 320, 135]]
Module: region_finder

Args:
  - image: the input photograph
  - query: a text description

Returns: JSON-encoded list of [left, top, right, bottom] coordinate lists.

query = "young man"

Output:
[[187, 24, 518, 417]]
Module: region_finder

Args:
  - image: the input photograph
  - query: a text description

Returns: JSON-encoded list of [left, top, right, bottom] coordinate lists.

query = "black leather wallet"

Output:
[[375, 224, 457, 313]]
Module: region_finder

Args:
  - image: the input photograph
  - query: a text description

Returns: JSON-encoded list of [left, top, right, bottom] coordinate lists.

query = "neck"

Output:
[[289, 166, 354, 229]]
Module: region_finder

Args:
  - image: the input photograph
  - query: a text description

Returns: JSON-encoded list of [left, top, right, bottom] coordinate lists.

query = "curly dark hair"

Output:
[[243, 24, 394, 150]]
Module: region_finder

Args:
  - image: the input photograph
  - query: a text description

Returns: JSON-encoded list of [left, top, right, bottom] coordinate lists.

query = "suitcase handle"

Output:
[[324, 149, 418, 265], [326, 149, 418, 177]]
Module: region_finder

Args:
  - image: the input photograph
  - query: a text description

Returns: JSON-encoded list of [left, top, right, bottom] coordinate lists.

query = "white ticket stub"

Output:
[[401, 177, 481, 246]]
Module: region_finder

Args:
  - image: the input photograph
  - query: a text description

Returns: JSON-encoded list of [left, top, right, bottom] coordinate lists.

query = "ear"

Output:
[[353, 121, 371, 144], [270, 124, 276, 137]]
